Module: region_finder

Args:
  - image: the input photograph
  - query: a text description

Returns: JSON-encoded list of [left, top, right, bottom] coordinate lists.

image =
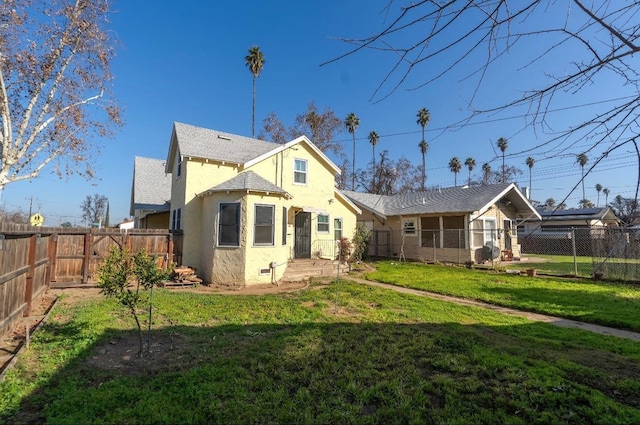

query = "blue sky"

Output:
[[2, 1, 637, 226]]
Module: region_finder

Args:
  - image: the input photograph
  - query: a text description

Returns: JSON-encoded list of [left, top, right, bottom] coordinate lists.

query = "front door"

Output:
[[294, 212, 311, 258]]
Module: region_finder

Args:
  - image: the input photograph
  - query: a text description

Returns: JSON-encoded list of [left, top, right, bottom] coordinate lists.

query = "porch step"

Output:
[[280, 259, 349, 282]]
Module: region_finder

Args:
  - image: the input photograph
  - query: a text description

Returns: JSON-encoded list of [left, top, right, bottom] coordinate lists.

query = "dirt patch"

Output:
[[0, 292, 59, 378]]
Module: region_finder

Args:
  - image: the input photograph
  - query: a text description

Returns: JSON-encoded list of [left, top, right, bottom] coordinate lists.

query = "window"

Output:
[[420, 217, 439, 247], [254, 204, 275, 246], [294, 158, 307, 184], [176, 154, 182, 178], [218, 203, 240, 246], [171, 208, 181, 230], [317, 214, 329, 233], [282, 207, 288, 245], [472, 218, 497, 247], [334, 218, 343, 241], [402, 218, 417, 236]]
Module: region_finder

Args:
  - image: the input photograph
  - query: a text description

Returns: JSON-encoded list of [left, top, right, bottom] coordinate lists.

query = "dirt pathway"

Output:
[[346, 277, 640, 342]]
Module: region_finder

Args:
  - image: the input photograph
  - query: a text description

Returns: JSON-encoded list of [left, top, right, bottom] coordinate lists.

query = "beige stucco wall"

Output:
[[360, 203, 522, 264], [140, 212, 169, 229]]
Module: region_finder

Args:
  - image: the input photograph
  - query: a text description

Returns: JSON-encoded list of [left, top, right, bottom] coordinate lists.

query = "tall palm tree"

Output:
[[449, 157, 462, 187], [344, 112, 360, 190], [368, 130, 379, 190], [482, 163, 491, 185], [416, 108, 431, 190], [496, 137, 508, 183], [603, 188, 610, 206], [525, 157, 535, 198], [576, 153, 588, 200], [245, 46, 265, 137], [464, 157, 476, 186], [595, 183, 603, 207]]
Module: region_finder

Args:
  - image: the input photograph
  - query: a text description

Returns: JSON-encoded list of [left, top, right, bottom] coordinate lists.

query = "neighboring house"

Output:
[[164, 122, 360, 285], [116, 218, 135, 230], [130, 156, 172, 229], [344, 183, 541, 264], [520, 207, 620, 234]]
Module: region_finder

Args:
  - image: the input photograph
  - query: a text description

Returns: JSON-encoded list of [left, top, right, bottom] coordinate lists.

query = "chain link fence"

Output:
[[519, 227, 640, 281], [366, 226, 640, 282]]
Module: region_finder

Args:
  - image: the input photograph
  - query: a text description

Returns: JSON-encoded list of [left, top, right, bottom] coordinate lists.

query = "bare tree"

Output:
[[356, 150, 420, 195], [325, 1, 640, 209], [0, 0, 121, 191], [81, 193, 108, 226], [259, 102, 344, 155]]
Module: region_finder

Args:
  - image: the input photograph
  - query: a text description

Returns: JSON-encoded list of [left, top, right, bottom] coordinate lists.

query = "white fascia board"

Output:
[[335, 189, 362, 215], [244, 135, 341, 174]]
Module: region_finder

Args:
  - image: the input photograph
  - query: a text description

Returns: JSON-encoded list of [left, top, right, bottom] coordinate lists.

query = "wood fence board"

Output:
[[0, 224, 181, 339]]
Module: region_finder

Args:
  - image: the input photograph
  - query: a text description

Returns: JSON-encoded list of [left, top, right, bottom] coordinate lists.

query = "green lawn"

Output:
[[365, 261, 640, 331], [503, 254, 640, 280], [2, 282, 640, 424]]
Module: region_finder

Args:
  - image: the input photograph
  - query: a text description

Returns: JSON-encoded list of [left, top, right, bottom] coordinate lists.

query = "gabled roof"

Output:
[[165, 123, 342, 175], [166, 122, 276, 172], [245, 135, 341, 174], [130, 156, 172, 215], [197, 171, 292, 198], [537, 206, 618, 223], [343, 183, 540, 219]]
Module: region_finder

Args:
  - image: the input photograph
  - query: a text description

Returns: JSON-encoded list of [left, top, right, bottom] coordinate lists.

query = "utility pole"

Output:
[[27, 196, 35, 217]]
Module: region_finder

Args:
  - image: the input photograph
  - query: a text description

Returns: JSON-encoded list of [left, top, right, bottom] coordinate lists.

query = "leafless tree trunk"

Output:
[[0, 0, 121, 191]]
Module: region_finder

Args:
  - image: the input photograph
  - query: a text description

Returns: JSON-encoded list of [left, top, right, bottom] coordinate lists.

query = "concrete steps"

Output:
[[280, 258, 349, 282]]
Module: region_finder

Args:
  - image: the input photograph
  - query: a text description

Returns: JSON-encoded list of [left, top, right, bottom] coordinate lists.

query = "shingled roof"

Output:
[[344, 183, 539, 218], [168, 122, 276, 168], [130, 156, 172, 215], [197, 171, 291, 198]]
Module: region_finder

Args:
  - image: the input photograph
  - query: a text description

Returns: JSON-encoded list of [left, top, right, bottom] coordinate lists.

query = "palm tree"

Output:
[[576, 153, 588, 200], [416, 108, 431, 190], [525, 157, 535, 198], [496, 137, 508, 183], [344, 112, 360, 190], [368, 130, 379, 190], [464, 157, 476, 186], [449, 157, 462, 187], [595, 183, 602, 207], [245, 46, 265, 137], [482, 163, 491, 185], [603, 188, 611, 206]]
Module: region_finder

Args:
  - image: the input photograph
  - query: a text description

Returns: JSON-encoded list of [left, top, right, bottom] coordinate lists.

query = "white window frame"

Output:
[[293, 158, 308, 185], [472, 217, 497, 247], [254, 204, 275, 246], [317, 214, 330, 233], [402, 218, 417, 236], [334, 217, 343, 241]]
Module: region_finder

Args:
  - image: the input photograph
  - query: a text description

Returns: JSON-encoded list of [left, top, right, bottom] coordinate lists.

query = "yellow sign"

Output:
[[29, 213, 44, 226]]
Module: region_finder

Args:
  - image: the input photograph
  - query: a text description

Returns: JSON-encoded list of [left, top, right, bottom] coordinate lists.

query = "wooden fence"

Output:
[[0, 223, 182, 339]]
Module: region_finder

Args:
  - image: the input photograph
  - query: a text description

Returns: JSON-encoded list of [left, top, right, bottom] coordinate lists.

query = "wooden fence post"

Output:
[[24, 234, 37, 317], [167, 233, 174, 269], [46, 233, 58, 288], [82, 230, 91, 283]]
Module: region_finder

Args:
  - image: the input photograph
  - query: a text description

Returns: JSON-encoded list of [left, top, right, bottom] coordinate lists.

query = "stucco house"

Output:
[[130, 156, 171, 229], [344, 183, 540, 264], [164, 122, 360, 285]]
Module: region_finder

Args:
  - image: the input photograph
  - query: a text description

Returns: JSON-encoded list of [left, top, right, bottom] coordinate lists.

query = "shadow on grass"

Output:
[[5, 316, 640, 424]]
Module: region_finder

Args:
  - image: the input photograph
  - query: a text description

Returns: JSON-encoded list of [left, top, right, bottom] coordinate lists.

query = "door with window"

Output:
[[294, 212, 311, 258]]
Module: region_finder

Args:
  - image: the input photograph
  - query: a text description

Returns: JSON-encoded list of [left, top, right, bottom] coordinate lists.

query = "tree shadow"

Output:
[[5, 311, 640, 424]]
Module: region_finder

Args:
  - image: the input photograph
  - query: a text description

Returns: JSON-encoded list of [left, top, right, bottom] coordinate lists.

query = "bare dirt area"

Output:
[[0, 292, 59, 378]]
